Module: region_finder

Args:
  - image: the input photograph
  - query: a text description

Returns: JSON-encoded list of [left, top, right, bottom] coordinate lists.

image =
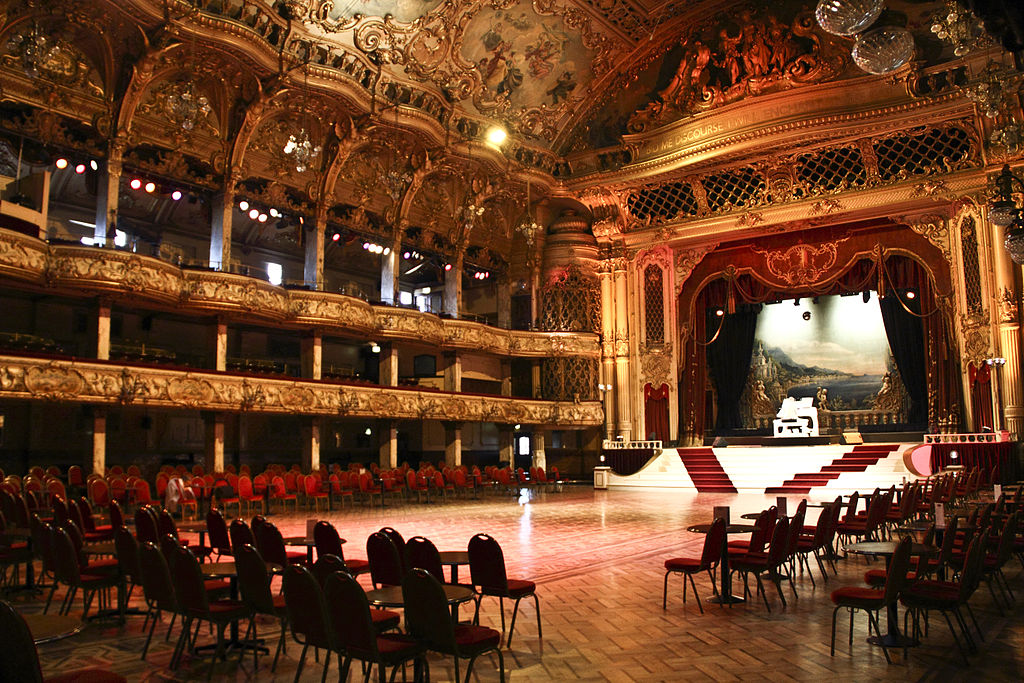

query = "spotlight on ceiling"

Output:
[[89, 160, 99, 171], [485, 126, 507, 147], [239, 200, 249, 212], [331, 232, 341, 242], [130, 178, 142, 190], [55, 158, 68, 170], [171, 190, 183, 201], [257, 213, 268, 222], [75, 163, 86, 174], [248, 208, 259, 220], [144, 182, 156, 193], [906, 290, 916, 299], [444, 263, 452, 271]]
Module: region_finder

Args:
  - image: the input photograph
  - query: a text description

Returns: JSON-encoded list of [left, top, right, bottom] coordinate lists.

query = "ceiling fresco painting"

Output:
[[322, 0, 448, 25]]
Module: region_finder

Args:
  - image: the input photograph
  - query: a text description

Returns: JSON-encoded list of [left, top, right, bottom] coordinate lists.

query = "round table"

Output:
[[687, 523, 756, 605], [843, 541, 938, 649], [23, 613, 83, 644], [438, 550, 470, 584], [366, 584, 475, 609]]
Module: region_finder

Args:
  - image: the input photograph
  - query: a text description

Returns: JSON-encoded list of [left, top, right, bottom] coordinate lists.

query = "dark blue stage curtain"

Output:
[[879, 294, 927, 425], [707, 304, 760, 432]]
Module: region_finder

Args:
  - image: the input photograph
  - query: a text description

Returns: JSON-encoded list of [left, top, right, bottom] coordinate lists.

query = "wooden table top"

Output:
[[23, 613, 83, 644], [439, 550, 469, 565], [687, 523, 757, 534], [365, 584, 475, 608], [843, 541, 938, 557], [200, 561, 282, 578]]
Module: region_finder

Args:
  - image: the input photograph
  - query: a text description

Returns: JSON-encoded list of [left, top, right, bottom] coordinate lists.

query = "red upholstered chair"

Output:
[[236, 475, 265, 517], [313, 520, 369, 575], [405, 535, 445, 582], [829, 535, 913, 664], [469, 533, 541, 648], [0, 599, 128, 683], [403, 568, 505, 682], [303, 474, 329, 512], [329, 473, 354, 508], [157, 507, 212, 562], [229, 519, 257, 555], [730, 517, 791, 613], [281, 564, 340, 680], [406, 470, 429, 503], [358, 472, 383, 506], [234, 543, 289, 672], [50, 526, 120, 618], [254, 521, 306, 566], [326, 572, 425, 683], [205, 508, 232, 560], [663, 517, 725, 613], [269, 476, 297, 513], [366, 531, 403, 589]]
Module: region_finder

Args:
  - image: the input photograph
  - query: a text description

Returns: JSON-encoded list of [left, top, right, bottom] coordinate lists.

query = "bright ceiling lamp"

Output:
[[485, 126, 507, 147], [852, 26, 916, 74], [815, 0, 885, 36]]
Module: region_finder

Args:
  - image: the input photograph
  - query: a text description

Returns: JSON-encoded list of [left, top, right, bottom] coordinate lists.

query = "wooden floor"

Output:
[[17, 486, 1024, 681]]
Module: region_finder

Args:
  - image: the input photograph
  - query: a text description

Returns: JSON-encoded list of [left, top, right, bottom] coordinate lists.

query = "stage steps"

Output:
[[764, 444, 899, 494], [676, 448, 737, 493]]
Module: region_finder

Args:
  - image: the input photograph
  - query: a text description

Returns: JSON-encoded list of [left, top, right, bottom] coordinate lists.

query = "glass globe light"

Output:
[[1004, 222, 1024, 265], [815, 0, 885, 36], [852, 27, 916, 75]]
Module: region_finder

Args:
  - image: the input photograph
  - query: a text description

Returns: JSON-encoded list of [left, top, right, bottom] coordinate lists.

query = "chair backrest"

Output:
[[366, 531, 403, 587], [0, 600, 46, 683], [30, 515, 54, 575], [313, 521, 343, 560], [255, 521, 288, 566], [133, 479, 153, 505], [68, 465, 83, 486], [114, 525, 141, 582], [379, 526, 406, 567], [238, 475, 254, 498], [311, 554, 348, 586], [748, 508, 773, 554], [234, 543, 276, 615], [324, 571, 379, 661], [785, 508, 805, 558], [468, 533, 509, 593], [67, 499, 86, 533], [206, 508, 231, 554], [109, 499, 124, 529], [50, 527, 82, 586], [402, 568, 457, 654], [304, 475, 320, 496], [766, 517, 790, 567], [271, 476, 287, 496], [51, 496, 69, 527], [281, 564, 334, 650], [156, 507, 179, 540], [958, 536, 985, 601], [167, 542, 207, 618], [882, 536, 913, 604], [135, 506, 159, 544], [230, 519, 256, 552], [701, 517, 727, 567], [843, 491, 859, 522], [405, 535, 444, 581]]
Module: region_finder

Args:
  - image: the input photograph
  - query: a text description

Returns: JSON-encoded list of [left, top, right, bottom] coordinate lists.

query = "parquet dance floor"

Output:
[[19, 486, 1024, 681]]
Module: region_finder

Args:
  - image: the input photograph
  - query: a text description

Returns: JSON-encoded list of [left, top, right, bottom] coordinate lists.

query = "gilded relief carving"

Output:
[[674, 244, 717, 294], [752, 240, 848, 287]]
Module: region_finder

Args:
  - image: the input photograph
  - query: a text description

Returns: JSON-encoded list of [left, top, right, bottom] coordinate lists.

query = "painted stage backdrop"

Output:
[[741, 293, 906, 427]]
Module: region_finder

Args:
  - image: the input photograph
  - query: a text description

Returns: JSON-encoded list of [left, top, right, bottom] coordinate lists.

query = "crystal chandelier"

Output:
[[964, 61, 1017, 119], [990, 121, 1023, 155], [987, 164, 1024, 264], [283, 128, 321, 173], [852, 26, 916, 74], [7, 23, 57, 78], [166, 81, 210, 132], [459, 202, 485, 231], [930, 0, 985, 57], [515, 178, 541, 247], [815, 0, 885, 36], [383, 168, 412, 202]]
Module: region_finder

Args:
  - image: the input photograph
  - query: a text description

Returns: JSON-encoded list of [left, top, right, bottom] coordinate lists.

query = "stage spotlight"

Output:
[[144, 181, 156, 193], [239, 200, 249, 211], [129, 178, 142, 190], [906, 290, 916, 299], [862, 290, 871, 303], [89, 160, 98, 171], [257, 213, 268, 222], [331, 232, 341, 242], [248, 208, 259, 220], [55, 158, 68, 170], [75, 163, 86, 174], [269, 208, 279, 218], [444, 263, 452, 271], [171, 190, 183, 201], [403, 251, 411, 259], [714, 308, 724, 317]]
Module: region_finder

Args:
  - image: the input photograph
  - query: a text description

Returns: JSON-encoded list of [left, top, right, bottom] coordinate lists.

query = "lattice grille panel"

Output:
[[542, 357, 598, 401], [961, 215, 983, 315], [627, 181, 699, 222], [796, 145, 867, 193], [874, 126, 973, 180], [702, 167, 766, 212], [540, 266, 601, 333], [644, 264, 665, 343]]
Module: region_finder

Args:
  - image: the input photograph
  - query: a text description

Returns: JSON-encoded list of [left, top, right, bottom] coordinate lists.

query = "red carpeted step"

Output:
[[764, 444, 898, 494], [678, 448, 737, 493]]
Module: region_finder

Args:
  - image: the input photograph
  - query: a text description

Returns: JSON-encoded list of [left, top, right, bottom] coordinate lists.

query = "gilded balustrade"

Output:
[[0, 227, 600, 358]]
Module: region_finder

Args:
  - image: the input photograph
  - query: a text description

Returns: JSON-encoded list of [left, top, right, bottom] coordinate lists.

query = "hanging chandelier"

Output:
[[6, 23, 58, 78], [929, 0, 985, 57], [815, 0, 915, 75], [459, 202, 485, 231], [383, 168, 412, 203], [283, 128, 321, 173], [987, 164, 1024, 264], [990, 121, 1023, 155], [515, 178, 541, 247], [165, 81, 210, 132], [964, 60, 1018, 119]]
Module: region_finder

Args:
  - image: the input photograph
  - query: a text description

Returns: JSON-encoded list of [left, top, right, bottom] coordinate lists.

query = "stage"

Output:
[[605, 442, 918, 495]]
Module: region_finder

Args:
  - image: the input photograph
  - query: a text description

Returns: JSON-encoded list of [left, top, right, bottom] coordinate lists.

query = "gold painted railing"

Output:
[[0, 228, 599, 358], [0, 354, 603, 425]]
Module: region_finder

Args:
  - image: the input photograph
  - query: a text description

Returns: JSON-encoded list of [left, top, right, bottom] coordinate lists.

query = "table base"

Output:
[[867, 633, 918, 649], [708, 594, 746, 605]]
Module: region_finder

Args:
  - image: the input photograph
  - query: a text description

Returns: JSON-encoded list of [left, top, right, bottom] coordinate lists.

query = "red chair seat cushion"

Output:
[[285, 550, 307, 564], [377, 633, 421, 657], [830, 586, 885, 609], [506, 578, 535, 598], [207, 598, 248, 617], [345, 558, 370, 574], [454, 624, 501, 651], [84, 558, 119, 575], [371, 608, 401, 632], [664, 556, 702, 571], [204, 579, 231, 593]]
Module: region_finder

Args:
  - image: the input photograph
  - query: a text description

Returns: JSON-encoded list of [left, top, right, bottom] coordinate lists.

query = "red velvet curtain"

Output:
[[644, 383, 670, 441], [968, 362, 993, 431]]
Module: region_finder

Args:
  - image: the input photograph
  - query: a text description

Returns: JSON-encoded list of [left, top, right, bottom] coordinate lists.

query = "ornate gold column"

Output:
[[444, 250, 464, 317], [599, 260, 615, 440], [302, 331, 322, 380], [444, 421, 462, 467], [210, 172, 238, 270], [379, 342, 399, 387], [304, 207, 327, 290], [93, 139, 124, 245], [92, 407, 106, 475], [96, 299, 111, 361], [613, 257, 632, 441], [443, 351, 461, 392], [211, 318, 228, 372], [992, 217, 1023, 437], [499, 426, 514, 465], [500, 359, 512, 397]]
